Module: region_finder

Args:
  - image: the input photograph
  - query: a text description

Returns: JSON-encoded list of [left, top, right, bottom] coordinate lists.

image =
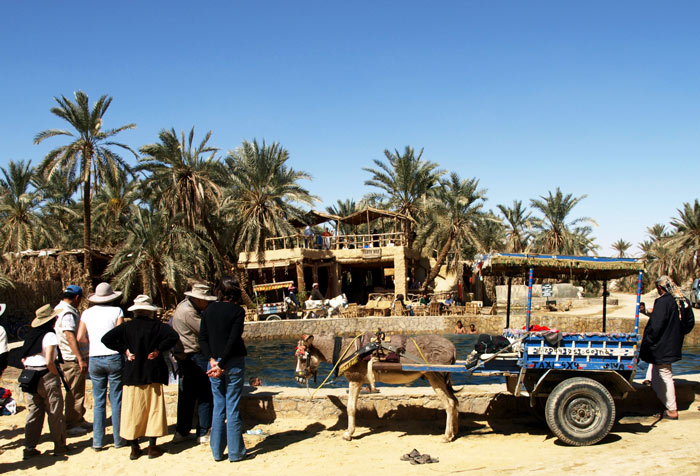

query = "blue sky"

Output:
[[1, 1, 699, 256]]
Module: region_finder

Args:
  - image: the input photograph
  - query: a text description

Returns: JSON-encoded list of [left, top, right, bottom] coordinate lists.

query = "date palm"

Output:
[[92, 173, 139, 250], [363, 146, 443, 245], [416, 173, 487, 292], [32, 167, 81, 249], [0, 160, 50, 252], [139, 128, 225, 260], [326, 198, 358, 235], [497, 200, 533, 253], [666, 200, 700, 276], [611, 239, 632, 258], [35, 91, 136, 280], [530, 188, 597, 254], [222, 139, 316, 261]]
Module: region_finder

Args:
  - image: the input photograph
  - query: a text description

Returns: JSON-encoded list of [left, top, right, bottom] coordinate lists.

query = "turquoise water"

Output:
[[245, 335, 700, 388]]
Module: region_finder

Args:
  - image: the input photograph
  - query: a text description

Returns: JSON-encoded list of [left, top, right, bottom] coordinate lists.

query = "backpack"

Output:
[[680, 298, 695, 335]]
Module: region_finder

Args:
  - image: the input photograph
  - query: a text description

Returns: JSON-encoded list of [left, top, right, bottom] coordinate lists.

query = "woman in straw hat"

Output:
[[77, 282, 125, 450], [102, 295, 178, 459], [19, 304, 67, 459]]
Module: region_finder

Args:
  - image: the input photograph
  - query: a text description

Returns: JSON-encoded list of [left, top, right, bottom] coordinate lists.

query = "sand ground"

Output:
[[1, 400, 699, 476]]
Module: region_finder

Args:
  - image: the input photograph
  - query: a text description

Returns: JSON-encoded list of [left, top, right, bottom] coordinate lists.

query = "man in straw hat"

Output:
[[20, 304, 68, 459], [53, 284, 89, 435], [170, 283, 217, 445], [76, 282, 125, 450], [102, 295, 179, 460]]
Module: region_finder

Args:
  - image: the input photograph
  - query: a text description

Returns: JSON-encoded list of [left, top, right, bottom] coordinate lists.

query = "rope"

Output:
[[409, 337, 429, 364], [311, 334, 362, 399]]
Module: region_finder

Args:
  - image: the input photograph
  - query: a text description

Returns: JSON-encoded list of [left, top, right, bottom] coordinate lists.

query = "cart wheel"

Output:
[[545, 377, 615, 446], [266, 314, 282, 321]]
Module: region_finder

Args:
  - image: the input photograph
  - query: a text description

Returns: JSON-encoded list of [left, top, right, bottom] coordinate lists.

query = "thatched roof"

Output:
[[339, 207, 414, 226], [474, 253, 645, 280], [288, 210, 340, 228]]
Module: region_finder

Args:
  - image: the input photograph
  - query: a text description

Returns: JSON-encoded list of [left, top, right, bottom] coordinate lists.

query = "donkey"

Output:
[[302, 294, 348, 319], [294, 333, 459, 441]]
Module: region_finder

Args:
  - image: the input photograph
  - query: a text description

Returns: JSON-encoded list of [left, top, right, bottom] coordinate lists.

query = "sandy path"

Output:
[[1, 400, 699, 476]]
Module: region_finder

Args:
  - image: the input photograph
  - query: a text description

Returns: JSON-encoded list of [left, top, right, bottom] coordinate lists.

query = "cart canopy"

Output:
[[253, 280, 295, 292], [474, 253, 644, 280]]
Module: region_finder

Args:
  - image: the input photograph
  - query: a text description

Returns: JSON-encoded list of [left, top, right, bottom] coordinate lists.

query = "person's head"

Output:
[[446, 293, 452, 299], [469, 324, 476, 332], [456, 320, 463, 328], [128, 294, 159, 318], [185, 283, 217, 311], [396, 294, 404, 302], [61, 284, 83, 306], [312, 283, 319, 289], [217, 276, 242, 303], [31, 303, 61, 330], [655, 275, 683, 299], [87, 282, 122, 306]]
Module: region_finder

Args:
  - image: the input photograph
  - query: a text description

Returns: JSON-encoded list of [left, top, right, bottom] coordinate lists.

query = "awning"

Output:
[[288, 210, 340, 228], [338, 207, 414, 226], [474, 253, 644, 280], [253, 280, 295, 292]]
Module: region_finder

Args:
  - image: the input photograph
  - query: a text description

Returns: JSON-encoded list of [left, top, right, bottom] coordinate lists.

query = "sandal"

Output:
[[400, 449, 421, 461], [653, 411, 678, 420], [410, 454, 439, 464]]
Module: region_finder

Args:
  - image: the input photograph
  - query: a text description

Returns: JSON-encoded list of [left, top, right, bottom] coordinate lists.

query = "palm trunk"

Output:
[[153, 262, 170, 309], [421, 234, 454, 293], [83, 152, 93, 285]]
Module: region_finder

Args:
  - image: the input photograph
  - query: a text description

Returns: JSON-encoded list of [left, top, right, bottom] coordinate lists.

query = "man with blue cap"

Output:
[[54, 284, 89, 435]]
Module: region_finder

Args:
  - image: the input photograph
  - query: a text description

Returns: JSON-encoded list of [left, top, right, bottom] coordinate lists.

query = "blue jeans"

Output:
[[176, 353, 213, 437], [89, 354, 124, 448], [209, 357, 246, 461]]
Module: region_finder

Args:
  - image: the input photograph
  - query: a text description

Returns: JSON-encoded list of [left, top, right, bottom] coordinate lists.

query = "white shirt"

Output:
[[54, 300, 84, 360], [0, 325, 7, 354], [81, 305, 123, 357], [23, 332, 58, 367]]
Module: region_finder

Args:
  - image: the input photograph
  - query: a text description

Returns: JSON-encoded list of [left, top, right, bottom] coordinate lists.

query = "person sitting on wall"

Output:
[[419, 294, 430, 306]]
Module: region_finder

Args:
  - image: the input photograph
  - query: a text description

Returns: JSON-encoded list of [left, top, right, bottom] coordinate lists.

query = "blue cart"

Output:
[[377, 254, 646, 446]]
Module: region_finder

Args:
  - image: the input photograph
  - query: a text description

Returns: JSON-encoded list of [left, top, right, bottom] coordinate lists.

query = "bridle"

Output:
[[294, 336, 317, 383]]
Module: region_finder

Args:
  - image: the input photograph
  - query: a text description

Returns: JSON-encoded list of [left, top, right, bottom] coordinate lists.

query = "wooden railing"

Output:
[[264, 231, 406, 251]]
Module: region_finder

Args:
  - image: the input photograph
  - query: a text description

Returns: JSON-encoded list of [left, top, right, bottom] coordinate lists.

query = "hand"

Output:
[[126, 349, 135, 361], [78, 357, 88, 373], [206, 366, 224, 378], [147, 350, 160, 360]]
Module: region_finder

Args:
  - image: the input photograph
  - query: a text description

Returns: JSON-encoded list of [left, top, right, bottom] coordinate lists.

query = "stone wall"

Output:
[[243, 313, 700, 346]]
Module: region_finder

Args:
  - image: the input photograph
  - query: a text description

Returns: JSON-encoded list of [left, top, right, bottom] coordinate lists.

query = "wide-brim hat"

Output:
[[31, 304, 61, 328], [88, 282, 123, 304], [127, 294, 160, 312], [184, 284, 217, 302], [0, 303, 6, 317]]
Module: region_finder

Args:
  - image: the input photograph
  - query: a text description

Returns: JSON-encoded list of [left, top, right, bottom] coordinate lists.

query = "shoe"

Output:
[[23, 448, 41, 460], [79, 421, 93, 431], [52, 446, 70, 457], [67, 426, 88, 436], [400, 449, 421, 461], [642, 379, 651, 386], [92, 446, 106, 452], [129, 446, 142, 460], [198, 430, 210, 444], [230, 453, 253, 462], [147, 446, 164, 459], [410, 454, 439, 464], [171, 432, 190, 444]]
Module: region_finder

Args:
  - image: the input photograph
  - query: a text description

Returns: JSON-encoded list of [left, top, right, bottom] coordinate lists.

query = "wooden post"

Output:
[[312, 264, 319, 287], [602, 279, 608, 333], [296, 261, 306, 294], [506, 276, 512, 329], [330, 262, 341, 296]]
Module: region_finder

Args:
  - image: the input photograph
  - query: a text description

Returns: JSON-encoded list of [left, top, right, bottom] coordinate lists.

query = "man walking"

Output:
[[171, 284, 217, 444], [54, 284, 89, 435]]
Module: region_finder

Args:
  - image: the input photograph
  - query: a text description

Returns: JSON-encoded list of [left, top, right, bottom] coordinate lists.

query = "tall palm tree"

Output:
[[222, 139, 316, 261], [530, 187, 597, 254], [666, 200, 700, 276], [92, 173, 139, 250], [0, 160, 50, 252], [611, 239, 632, 258], [105, 206, 211, 307], [416, 173, 487, 292], [497, 200, 533, 253], [35, 91, 137, 280], [363, 146, 443, 245], [139, 128, 225, 259]]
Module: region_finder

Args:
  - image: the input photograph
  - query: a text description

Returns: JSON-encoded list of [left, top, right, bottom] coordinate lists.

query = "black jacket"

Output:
[[640, 293, 683, 365], [199, 301, 247, 370], [102, 316, 179, 385]]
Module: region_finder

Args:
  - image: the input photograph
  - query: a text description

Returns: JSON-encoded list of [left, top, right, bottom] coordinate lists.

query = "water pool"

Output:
[[245, 335, 700, 388]]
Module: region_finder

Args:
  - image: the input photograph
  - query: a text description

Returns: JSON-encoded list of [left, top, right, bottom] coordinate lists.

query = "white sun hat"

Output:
[[127, 294, 160, 313], [184, 284, 217, 302], [88, 282, 123, 304]]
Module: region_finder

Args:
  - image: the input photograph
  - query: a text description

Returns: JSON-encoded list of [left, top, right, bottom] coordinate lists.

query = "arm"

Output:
[[64, 330, 87, 373], [45, 345, 58, 376], [77, 321, 88, 345]]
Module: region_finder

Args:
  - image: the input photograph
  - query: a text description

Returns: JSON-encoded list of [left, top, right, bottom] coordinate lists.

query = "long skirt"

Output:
[[120, 383, 168, 440]]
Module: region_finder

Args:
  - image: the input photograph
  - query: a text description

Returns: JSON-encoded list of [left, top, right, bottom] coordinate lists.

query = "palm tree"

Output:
[[666, 200, 700, 276], [530, 187, 597, 254], [105, 206, 210, 307], [611, 239, 632, 258], [35, 91, 137, 280], [32, 167, 81, 249], [363, 146, 443, 245], [222, 139, 316, 261], [0, 160, 50, 252], [326, 198, 357, 235], [92, 173, 139, 250], [497, 200, 533, 253], [139, 128, 225, 259], [415, 173, 487, 292]]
